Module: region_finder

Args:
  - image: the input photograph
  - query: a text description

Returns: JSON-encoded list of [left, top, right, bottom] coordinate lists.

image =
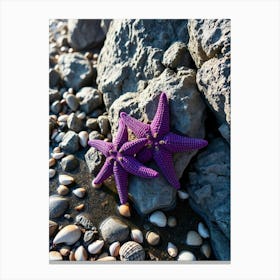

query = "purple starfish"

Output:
[[88, 118, 158, 205], [120, 92, 208, 189]]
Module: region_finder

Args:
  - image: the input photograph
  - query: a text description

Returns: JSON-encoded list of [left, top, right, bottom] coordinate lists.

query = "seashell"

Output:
[[55, 132, 65, 143], [118, 203, 131, 217], [73, 187, 86, 198], [109, 241, 120, 257], [201, 244, 211, 258], [59, 174, 74, 185], [60, 246, 70, 257], [53, 146, 61, 153], [49, 169, 56, 178], [49, 220, 58, 237], [177, 251, 196, 261], [97, 256, 116, 261], [167, 242, 178, 258], [146, 231, 160, 246], [149, 211, 167, 227], [57, 185, 69, 196], [78, 131, 88, 148], [74, 245, 88, 261], [119, 241, 145, 261], [75, 203, 84, 211], [49, 251, 63, 261], [177, 190, 189, 200], [49, 158, 56, 167], [53, 224, 81, 245], [167, 216, 177, 228], [52, 152, 65, 160], [88, 240, 104, 254], [57, 114, 69, 122], [131, 229, 143, 243], [198, 222, 210, 239], [186, 230, 203, 246]]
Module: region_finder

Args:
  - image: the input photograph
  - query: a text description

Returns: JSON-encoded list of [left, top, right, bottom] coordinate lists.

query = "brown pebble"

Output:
[[118, 203, 131, 218], [49, 158, 56, 167], [60, 246, 70, 257], [69, 250, 76, 261], [75, 204, 84, 211]]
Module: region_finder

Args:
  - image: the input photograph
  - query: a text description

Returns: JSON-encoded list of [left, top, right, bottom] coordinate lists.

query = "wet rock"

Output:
[[49, 195, 69, 218], [57, 53, 93, 91], [59, 131, 80, 153], [61, 154, 79, 171], [100, 216, 129, 243], [49, 68, 61, 88], [85, 147, 105, 176], [67, 112, 83, 133], [77, 87, 103, 114], [66, 94, 80, 111]]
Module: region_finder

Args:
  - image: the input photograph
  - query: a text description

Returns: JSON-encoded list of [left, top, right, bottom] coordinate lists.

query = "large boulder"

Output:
[[97, 19, 190, 110], [187, 137, 230, 260]]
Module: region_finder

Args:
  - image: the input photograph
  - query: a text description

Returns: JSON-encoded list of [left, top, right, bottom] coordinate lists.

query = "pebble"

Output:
[[149, 211, 167, 227], [66, 94, 79, 111], [177, 190, 189, 200], [74, 245, 88, 261], [52, 152, 65, 160], [201, 244, 211, 258], [186, 230, 203, 246], [89, 131, 104, 141], [60, 246, 71, 257], [198, 222, 210, 239], [75, 203, 85, 211], [59, 174, 74, 185], [75, 213, 94, 229], [86, 118, 98, 130], [88, 240, 104, 254], [59, 131, 80, 153], [53, 146, 61, 153], [64, 214, 71, 219], [109, 241, 120, 257], [77, 111, 86, 119], [57, 185, 69, 196], [49, 220, 58, 237], [49, 251, 63, 261], [146, 231, 160, 246], [119, 241, 145, 261], [50, 100, 62, 114], [83, 230, 96, 245], [67, 112, 83, 133], [51, 129, 58, 140], [53, 224, 81, 245], [118, 203, 131, 217], [100, 216, 129, 243], [167, 216, 177, 227], [177, 251, 196, 261], [73, 187, 86, 198], [49, 158, 56, 167], [167, 242, 178, 258], [49, 195, 69, 218], [78, 131, 89, 148], [55, 132, 65, 143], [49, 169, 56, 178], [69, 250, 76, 261], [97, 256, 116, 261], [61, 154, 79, 171], [57, 114, 68, 122], [130, 229, 143, 244], [98, 115, 110, 135]]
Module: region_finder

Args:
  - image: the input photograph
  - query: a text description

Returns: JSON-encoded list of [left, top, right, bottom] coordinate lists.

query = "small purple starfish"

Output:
[[120, 92, 208, 189], [88, 118, 158, 205]]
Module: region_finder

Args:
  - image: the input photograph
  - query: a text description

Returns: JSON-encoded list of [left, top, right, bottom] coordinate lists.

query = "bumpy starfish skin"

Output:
[[88, 119, 158, 204], [120, 92, 208, 189]]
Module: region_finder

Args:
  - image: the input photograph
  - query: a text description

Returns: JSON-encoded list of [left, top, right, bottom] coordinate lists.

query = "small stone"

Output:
[[177, 251, 196, 261], [74, 245, 88, 261], [201, 244, 211, 258], [118, 203, 131, 218], [49, 251, 63, 261], [60, 246, 71, 257], [53, 146, 61, 153], [66, 94, 80, 111], [75, 203, 85, 211], [149, 211, 167, 227], [57, 185, 69, 196], [53, 224, 81, 245], [67, 112, 83, 133], [49, 220, 58, 237], [97, 256, 116, 261], [86, 118, 98, 130], [49, 195, 69, 218], [97, 115, 110, 135], [130, 229, 143, 244], [52, 152, 65, 160], [49, 158, 56, 167], [77, 111, 86, 119], [58, 114, 68, 123], [167, 216, 177, 228], [49, 169, 56, 178], [146, 231, 160, 246], [85, 147, 105, 176], [198, 222, 210, 239], [88, 240, 104, 254], [167, 242, 178, 258], [73, 187, 86, 198], [61, 154, 79, 171], [78, 131, 89, 148], [64, 214, 71, 219], [109, 241, 120, 257], [60, 131, 80, 153], [50, 100, 62, 114], [186, 231, 203, 246], [88, 131, 104, 141], [54, 132, 65, 143], [177, 190, 189, 200], [59, 174, 74, 185], [77, 87, 103, 114], [83, 230, 95, 245]]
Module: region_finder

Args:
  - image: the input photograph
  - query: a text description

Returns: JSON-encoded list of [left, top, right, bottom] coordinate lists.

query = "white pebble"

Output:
[[77, 112, 86, 119], [53, 225, 81, 245], [167, 242, 178, 258], [72, 187, 86, 198], [201, 244, 211, 258], [177, 251, 196, 261], [49, 251, 63, 261], [97, 256, 116, 261], [74, 245, 88, 261], [186, 230, 203, 246], [198, 222, 210, 238], [52, 152, 65, 160], [59, 174, 74, 185], [78, 131, 89, 148], [149, 211, 167, 227], [55, 132, 65, 143], [131, 228, 143, 243], [177, 190, 189, 200], [146, 231, 160, 246], [49, 169, 56, 178], [57, 114, 68, 122], [88, 240, 104, 254], [109, 241, 120, 257]]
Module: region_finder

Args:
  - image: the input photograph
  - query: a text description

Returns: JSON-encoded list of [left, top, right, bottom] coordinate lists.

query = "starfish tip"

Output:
[[92, 181, 102, 189], [120, 112, 127, 118], [118, 203, 131, 217]]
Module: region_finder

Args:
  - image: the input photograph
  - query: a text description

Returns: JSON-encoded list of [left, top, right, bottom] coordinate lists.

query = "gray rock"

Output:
[[196, 56, 230, 129], [162, 41, 193, 69], [49, 195, 69, 219], [66, 94, 80, 111], [77, 87, 103, 114], [188, 19, 231, 68], [83, 230, 96, 245], [88, 131, 104, 141], [98, 115, 110, 136], [61, 154, 79, 171], [75, 213, 94, 230], [49, 68, 61, 88], [86, 118, 98, 130], [49, 88, 61, 104], [50, 100, 62, 114], [60, 131, 80, 153], [68, 19, 111, 50], [57, 53, 93, 91], [187, 137, 230, 260], [85, 147, 105, 176], [97, 19, 189, 110], [67, 112, 83, 133], [99, 216, 129, 243], [109, 68, 206, 214]]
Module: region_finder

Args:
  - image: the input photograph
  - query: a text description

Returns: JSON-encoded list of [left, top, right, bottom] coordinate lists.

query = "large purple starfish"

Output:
[[88, 118, 158, 205], [120, 92, 208, 189]]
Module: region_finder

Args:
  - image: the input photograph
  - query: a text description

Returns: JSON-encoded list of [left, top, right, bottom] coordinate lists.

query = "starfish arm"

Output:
[[120, 156, 158, 178], [163, 132, 208, 153], [120, 112, 151, 138], [120, 138, 147, 156], [113, 162, 128, 204], [114, 118, 128, 150], [88, 140, 113, 157], [150, 92, 170, 138], [136, 148, 153, 163], [153, 148, 181, 189], [93, 158, 114, 184]]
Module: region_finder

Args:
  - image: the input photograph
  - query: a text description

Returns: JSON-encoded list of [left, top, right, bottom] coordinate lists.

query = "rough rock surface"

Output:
[[109, 68, 206, 214], [188, 19, 230, 68], [97, 19, 190, 110], [59, 131, 80, 154], [85, 147, 105, 176], [57, 53, 93, 91], [68, 19, 111, 50], [187, 137, 230, 260]]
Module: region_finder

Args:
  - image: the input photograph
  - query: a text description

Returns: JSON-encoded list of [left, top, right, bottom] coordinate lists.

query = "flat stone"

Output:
[[59, 131, 79, 153], [61, 154, 79, 171], [49, 195, 69, 219], [85, 147, 105, 176]]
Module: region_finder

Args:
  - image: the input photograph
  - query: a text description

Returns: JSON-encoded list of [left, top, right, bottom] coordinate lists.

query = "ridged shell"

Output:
[[88, 240, 104, 254], [74, 245, 88, 261], [53, 224, 81, 245], [149, 211, 167, 227], [109, 241, 120, 257], [130, 229, 143, 243], [119, 241, 145, 261]]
